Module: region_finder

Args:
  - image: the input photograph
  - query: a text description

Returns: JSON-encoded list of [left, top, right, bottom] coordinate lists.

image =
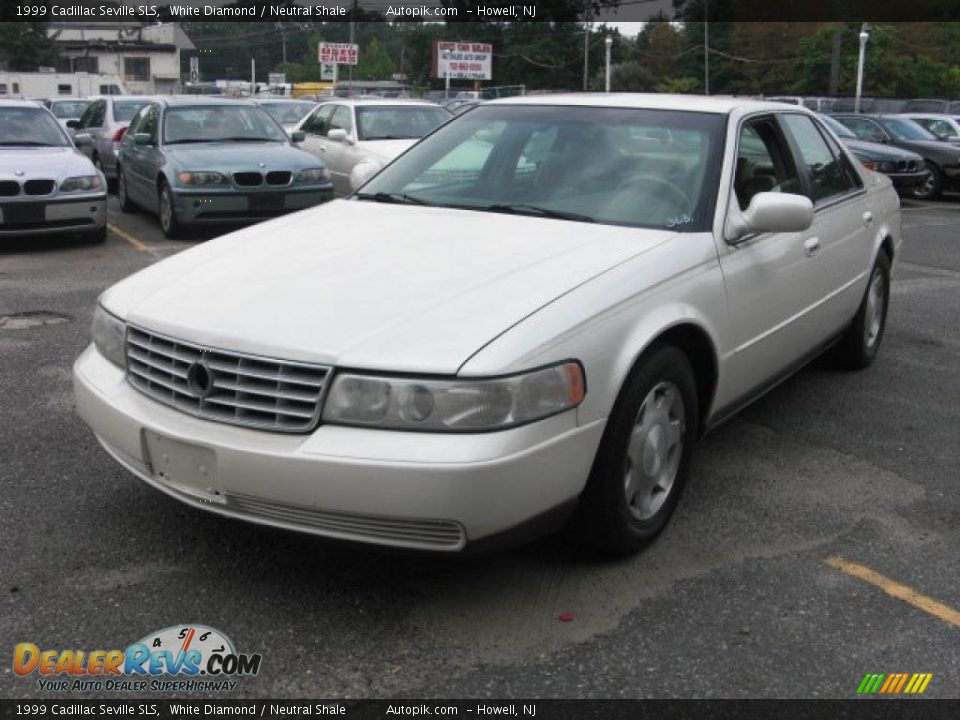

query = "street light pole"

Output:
[[704, 0, 709, 95], [855, 25, 870, 113], [604, 36, 612, 93], [583, 18, 590, 92]]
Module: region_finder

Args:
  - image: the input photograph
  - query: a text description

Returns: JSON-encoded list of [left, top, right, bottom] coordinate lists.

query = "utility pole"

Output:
[[704, 0, 709, 95], [604, 36, 612, 93], [582, 21, 589, 91]]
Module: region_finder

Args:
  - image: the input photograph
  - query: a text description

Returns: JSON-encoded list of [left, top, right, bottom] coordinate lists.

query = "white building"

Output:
[[48, 22, 195, 94]]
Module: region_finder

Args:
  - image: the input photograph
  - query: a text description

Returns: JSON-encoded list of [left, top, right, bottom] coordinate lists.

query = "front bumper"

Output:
[[0, 194, 107, 237], [888, 170, 930, 189], [172, 185, 332, 225], [73, 346, 604, 551]]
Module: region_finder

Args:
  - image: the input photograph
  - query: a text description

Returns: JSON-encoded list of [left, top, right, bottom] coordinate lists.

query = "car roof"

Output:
[[149, 96, 259, 107], [0, 98, 53, 109], [489, 93, 800, 114], [327, 98, 443, 107]]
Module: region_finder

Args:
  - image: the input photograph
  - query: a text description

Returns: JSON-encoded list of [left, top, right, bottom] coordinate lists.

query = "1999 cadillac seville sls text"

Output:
[[73, 95, 900, 554]]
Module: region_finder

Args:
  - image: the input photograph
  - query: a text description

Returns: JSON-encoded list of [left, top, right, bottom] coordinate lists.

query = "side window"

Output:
[[304, 105, 334, 136], [329, 105, 353, 135], [781, 114, 858, 204], [141, 106, 159, 143], [77, 102, 98, 129], [840, 117, 886, 143], [734, 117, 802, 211], [126, 105, 148, 136], [816, 119, 863, 190]]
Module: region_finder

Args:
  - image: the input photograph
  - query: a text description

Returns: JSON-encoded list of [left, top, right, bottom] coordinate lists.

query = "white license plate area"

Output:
[[143, 431, 224, 504]]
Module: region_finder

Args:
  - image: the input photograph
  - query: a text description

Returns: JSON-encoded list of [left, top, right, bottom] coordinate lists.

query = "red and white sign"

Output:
[[435, 42, 493, 81], [318, 43, 359, 66]]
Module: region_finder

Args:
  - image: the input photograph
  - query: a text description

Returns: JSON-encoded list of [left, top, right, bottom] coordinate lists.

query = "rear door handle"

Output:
[[863, 211, 874, 226], [803, 237, 821, 257]]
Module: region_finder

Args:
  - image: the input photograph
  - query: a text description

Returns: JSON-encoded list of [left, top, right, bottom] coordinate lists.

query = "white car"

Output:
[[74, 94, 900, 554], [898, 113, 960, 142], [0, 99, 107, 241], [295, 99, 451, 195]]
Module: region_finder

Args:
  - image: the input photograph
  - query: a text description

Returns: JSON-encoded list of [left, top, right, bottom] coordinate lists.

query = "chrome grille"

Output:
[[125, 326, 330, 433], [228, 492, 466, 550]]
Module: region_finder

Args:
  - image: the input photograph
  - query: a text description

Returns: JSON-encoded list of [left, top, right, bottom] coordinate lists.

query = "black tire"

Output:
[[912, 161, 942, 200], [84, 225, 108, 244], [117, 165, 135, 212], [576, 345, 699, 555], [158, 179, 183, 239], [834, 251, 891, 370]]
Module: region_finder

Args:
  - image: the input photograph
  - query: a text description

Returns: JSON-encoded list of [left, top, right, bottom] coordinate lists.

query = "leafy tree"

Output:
[[0, 22, 61, 71], [354, 37, 395, 80]]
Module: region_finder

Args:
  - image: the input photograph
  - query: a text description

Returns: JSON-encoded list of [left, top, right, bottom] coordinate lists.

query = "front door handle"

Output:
[[863, 211, 874, 226], [803, 237, 821, 257]]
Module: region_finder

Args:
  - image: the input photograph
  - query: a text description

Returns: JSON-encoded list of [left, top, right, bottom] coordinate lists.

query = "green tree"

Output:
[[0, 22, 60, 71], [354, 37, 395, 81]]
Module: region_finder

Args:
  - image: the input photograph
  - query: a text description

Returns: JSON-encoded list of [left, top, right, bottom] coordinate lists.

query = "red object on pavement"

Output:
[[558, 613, 574, 622]]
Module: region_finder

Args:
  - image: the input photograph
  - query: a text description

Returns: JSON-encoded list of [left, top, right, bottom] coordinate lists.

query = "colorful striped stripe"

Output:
[[858, 672, 932, 694]]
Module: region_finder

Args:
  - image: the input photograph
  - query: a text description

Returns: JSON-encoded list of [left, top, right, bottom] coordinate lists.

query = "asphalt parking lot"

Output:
[[1, 194, 958, 699]]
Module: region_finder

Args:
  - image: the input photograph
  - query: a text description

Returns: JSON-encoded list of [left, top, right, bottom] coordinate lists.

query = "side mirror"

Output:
[[73, 133, 93, 147], [290, 130, 305, 143], [66, 119, 80, 129], [350, 161, 381, 191], [327, 128, 352, 144], [133, 133, 153, 146], [728, 192, 813, 242]]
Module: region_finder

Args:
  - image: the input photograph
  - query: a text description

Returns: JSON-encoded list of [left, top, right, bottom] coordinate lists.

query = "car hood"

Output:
[[0, 146, 96, 180], [841, 138, 923, 161], [355, 138, 418, 163], [162, 141, 319, 170], [103, 200, 674, 374]]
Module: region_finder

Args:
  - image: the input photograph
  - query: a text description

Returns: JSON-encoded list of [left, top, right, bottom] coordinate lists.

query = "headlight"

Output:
[[877, 161, 896, 173], [177, 171, 228, 186], [295, 167, 330, 183], [322, 361, 586, 432], [60, 175, 103, 192], [92, 304, 126, 368]]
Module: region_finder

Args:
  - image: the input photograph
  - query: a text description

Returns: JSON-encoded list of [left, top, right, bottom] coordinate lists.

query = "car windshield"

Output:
[[163, 104, 289, 144], [50, 100, 91, 119], [355, 106, 451, 141], [358, 105, 725, 231], [114, 100, 149, 122], [820, 115, 856, 139], [260, 101, 315, 124], [0, 106, 69, 146], [881, 118, 938, 141]]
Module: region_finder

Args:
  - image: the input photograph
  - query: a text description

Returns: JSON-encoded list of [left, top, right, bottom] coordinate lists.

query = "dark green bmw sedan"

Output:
[[116, 96, 333, 238]]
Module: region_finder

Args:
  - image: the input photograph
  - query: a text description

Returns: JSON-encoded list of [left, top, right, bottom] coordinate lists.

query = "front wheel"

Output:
[[117, 166, 134, 212], [576, 345, 698, 555], [158, 180, 183, 239], [834, 252, 890, 370], [911, 161, 942, 200]]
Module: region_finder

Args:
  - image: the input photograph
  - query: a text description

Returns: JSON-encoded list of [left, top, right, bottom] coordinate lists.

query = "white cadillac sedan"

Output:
[[74, 95, 900, 554]]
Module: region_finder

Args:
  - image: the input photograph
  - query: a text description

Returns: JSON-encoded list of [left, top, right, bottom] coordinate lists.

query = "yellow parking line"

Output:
[[107, 223, 160, 258], [825, 556, 960, 628]]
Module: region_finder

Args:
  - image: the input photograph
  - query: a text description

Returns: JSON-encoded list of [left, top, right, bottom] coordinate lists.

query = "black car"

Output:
[[819, 115, 928, 193], [833, 113, 960, 199]]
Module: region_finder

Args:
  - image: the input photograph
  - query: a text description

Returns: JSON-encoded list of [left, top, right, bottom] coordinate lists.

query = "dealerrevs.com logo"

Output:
[[13, 625, 261, 693]]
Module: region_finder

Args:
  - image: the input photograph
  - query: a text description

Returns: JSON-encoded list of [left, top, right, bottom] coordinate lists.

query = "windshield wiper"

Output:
[[483, 204, 596, 223], [354, 192, 430, 206]]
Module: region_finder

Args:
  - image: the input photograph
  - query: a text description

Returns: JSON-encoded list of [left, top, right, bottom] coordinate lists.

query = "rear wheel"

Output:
[[834, 251, 890, 370], [158, 180, 183, 239], [912, 161, 942, 200], [576, 345, 698, 555]]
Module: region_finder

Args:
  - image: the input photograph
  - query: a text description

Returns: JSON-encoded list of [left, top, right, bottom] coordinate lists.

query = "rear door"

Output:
[[778, 112, 874, 329]]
